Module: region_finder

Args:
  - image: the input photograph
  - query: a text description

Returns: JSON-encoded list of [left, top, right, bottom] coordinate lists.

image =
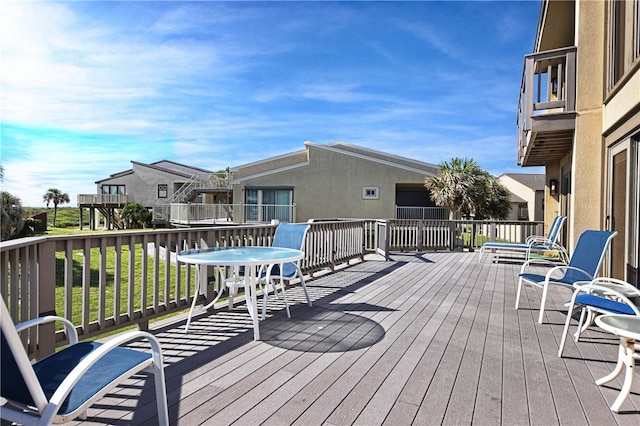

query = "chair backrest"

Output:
[[546, 215, 566, 247], [272, 223, 309, 277], [563, 230, 617, 282], [0, 297, 48, 413]]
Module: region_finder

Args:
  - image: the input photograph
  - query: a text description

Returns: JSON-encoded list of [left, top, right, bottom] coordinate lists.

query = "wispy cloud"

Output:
[[1, 1, 542, 207]]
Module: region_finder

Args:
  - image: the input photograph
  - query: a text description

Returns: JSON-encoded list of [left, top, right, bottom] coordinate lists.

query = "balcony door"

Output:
[[607, 138, 639, 286]]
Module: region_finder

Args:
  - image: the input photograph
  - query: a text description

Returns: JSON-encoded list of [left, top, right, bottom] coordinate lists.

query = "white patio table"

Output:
[[594, 314, 640, 412], [177, 246, 304, 340]]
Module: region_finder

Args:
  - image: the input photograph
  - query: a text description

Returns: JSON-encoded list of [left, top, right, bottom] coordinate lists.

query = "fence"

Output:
[[1, 218, 541, 359], [0, 221, 365, 359]]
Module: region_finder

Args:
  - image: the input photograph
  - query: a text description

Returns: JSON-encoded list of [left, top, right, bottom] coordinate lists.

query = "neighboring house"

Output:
[[517, 0, 640, 286], [230, 142, 441, 223], [79, 160, 230, 229], [498, 174, 545, 222]]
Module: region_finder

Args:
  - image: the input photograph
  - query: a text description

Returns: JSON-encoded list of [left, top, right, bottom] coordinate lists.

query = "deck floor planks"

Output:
[[52, 251, 640, 426], [293, 257, 457, 425]]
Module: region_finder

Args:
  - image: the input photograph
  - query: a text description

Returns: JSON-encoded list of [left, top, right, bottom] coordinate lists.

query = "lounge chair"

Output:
[[515, 229, 617, 324], [479, 215, 567, 263], [557, 277, 640, 357], [0, 296, 169, 425]]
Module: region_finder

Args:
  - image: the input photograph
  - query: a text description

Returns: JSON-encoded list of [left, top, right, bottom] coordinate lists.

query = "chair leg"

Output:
[[538, 282, 550, 324], [152, 363, 169, 426], [297, 266, 312, 307], [515, 277, 524, 309], [558, 303, 577, 357]]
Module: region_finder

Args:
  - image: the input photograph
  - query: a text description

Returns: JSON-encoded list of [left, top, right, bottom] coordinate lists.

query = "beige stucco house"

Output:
[[517, 0, 639, 286], [230, 142, 440, 223], [498, 174, 545, 223]]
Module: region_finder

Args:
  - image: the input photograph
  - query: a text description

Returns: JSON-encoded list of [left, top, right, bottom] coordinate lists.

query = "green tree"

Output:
[[1, 191, 24, 240], [43, 188, 70, 227], [121, 203, 151, 229], [425, 157, 511, 219]]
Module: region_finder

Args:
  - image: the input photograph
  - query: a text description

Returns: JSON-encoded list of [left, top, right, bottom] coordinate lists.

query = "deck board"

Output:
[[42, 251, 640, 425]]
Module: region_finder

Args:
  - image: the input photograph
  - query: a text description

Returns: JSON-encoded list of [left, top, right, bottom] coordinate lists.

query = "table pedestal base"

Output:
[[596, 337, 638, 413]]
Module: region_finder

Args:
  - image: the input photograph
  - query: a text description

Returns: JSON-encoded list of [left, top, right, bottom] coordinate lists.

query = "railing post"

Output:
[[448, 221, 456, 251], [37, 240, 57, 359]]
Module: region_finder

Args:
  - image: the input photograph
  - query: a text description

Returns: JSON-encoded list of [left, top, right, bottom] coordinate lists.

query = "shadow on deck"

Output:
[[63, 251, 639, 425]]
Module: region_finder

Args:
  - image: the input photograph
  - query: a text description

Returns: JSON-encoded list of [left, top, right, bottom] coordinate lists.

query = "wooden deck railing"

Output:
[[0, 219, 540, 359], [0, 221, 366, 359]]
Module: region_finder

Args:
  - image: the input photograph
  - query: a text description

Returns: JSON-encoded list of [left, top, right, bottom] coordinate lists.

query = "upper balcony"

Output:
[[517, 47, 577, 167]]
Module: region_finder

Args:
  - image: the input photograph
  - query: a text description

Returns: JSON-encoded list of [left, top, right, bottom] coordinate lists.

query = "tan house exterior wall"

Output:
[[525, 0, 640, 285], [569, 0, 606, 245], [231, 142, 438, 222]]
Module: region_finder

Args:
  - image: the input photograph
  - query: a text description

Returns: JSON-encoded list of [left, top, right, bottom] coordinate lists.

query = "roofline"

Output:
[[230, 161, 310, 183], [307, 141, 440, 175], [149, 159, 215, 174]]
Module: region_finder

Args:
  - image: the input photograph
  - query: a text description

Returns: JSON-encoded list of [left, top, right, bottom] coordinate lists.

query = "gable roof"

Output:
[[95, 160, 214, 184], [231, 141, 439, 182], [500, 173, 545, 191]]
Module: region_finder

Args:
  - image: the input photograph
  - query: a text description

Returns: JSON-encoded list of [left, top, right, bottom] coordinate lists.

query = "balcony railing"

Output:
[[395, 206, 449, 220], [517, 46, 577, 166], [77, 194, 128, 206], [1, 219, 542, 359], [153, 203, 296, 225]]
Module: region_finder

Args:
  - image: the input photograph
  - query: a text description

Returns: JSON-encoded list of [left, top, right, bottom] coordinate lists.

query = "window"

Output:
[[101, 185, 125, 195], [610, 0, 625, 87], [158, 184, 168, 198], [244, 187, 293, 222], [362, 187, 379, 200], [518, 204, 529, 220]]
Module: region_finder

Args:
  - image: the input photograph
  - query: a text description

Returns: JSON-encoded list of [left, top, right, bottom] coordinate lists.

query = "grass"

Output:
[[19, 207, 200, 339]]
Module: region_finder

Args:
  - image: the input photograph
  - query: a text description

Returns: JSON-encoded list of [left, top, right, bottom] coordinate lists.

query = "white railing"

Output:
[[154, 203, 297, 225], [368, 219, 545, 257], [395, 206, 450, 220], [169, 203, 238, 225]]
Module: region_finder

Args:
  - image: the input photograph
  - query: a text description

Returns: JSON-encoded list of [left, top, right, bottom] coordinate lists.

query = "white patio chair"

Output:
[[515, 229, 617, 324], [479, 215, 567, 263], [557, 277, 640, 357], [0, 297, 169, 425]]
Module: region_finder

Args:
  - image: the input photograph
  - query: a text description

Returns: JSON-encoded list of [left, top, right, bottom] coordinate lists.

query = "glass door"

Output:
[[607, 138, 639, 285]]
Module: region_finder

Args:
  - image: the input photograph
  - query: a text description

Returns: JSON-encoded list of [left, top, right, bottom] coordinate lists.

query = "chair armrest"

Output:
[[525, 234, 552, 244], [544, 265, 593, 282], [48, 330, 164, 408], [519, 257, 558, 274], [15, 315, 79, 346], [588, 277, 640, 298]]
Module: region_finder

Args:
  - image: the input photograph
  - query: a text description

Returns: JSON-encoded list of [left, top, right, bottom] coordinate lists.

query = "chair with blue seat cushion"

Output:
[[479, 215, 567, 263], [0, 297, 169, 425], [261, 223, 313, 319], [557, 277, 640, 357], [515, 229, 617, 324]]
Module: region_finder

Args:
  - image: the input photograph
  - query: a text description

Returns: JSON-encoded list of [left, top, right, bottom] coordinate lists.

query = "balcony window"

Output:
[[102, 185, 125, 195]]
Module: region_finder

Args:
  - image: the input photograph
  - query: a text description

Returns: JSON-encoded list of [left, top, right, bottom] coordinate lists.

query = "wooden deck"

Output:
[[62, 251, 639, 425]]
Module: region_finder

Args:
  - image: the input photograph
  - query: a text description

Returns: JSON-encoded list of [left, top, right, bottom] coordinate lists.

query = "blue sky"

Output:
[[0, 0, 542, 207]]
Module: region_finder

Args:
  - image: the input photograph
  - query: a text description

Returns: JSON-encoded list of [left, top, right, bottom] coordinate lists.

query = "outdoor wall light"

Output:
[[549, 179, 558, 195]]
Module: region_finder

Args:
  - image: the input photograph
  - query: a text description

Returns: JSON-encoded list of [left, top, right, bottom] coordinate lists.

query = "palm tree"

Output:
[[425, 158, 483, 219], [425, 158, 511, 219], [43, 188, 70, 227], [1, 191, 24, 240]]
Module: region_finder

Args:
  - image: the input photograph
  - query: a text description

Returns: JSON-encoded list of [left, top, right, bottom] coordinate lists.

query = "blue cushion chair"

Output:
[[0, 297, 169, 425], [557, 277, 640, 357], [479, 215, 567, 263], [515, 229, 617, 324]]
